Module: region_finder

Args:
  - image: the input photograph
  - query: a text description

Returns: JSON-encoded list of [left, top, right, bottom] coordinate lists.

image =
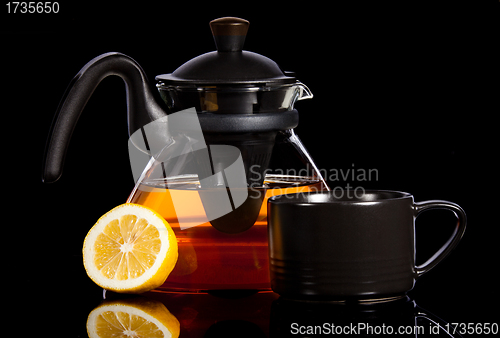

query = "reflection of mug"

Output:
[[267, 190, 466, 300], [270, 296, 462, 338]]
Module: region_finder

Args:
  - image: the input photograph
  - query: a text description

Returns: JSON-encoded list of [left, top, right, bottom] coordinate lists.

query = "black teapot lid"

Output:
[[156, 17, 296, 85]]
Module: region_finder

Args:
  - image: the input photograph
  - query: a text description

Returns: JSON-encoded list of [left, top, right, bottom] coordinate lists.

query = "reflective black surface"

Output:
[[25, 253, 497, 337]]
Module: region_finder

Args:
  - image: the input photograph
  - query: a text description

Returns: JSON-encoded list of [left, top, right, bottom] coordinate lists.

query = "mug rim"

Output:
[[268, 189, 412, 205]]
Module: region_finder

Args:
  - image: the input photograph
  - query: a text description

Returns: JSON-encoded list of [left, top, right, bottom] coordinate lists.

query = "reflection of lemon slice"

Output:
[[87, 297, 180, 338], [83, 203, 178, 293]]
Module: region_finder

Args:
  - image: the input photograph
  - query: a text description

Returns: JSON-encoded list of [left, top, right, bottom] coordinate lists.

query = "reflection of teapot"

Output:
[[42, 17, 328, 291], [116, 290, 278, 337]]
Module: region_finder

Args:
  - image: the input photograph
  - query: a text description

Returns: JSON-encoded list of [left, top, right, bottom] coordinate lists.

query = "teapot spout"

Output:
[[42, 52, 168, 183], [286, 82, 312, 111], [296, 82, 313, 101]]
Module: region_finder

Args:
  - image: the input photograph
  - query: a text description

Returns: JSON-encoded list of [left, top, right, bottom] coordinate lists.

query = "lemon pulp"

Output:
[[83, 203, 178, 293]]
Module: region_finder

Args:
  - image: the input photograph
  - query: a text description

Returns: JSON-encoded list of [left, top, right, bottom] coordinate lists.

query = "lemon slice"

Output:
[[83, 203, 178, 293], [87, 297, 180, 338]]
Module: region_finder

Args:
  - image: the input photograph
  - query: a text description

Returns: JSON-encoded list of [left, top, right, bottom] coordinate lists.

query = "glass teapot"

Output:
[[43, 17, 328, 291]]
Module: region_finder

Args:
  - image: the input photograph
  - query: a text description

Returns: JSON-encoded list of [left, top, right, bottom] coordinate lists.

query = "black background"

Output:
[[3, 1, 498, 336]]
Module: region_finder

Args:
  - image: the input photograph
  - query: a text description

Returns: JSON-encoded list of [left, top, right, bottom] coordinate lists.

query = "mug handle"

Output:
[[415, 306, 463, 338], [413, 200, 467, 278]]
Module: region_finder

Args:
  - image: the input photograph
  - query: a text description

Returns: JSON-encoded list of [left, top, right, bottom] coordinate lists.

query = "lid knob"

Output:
[[210, 17, 249, 52]]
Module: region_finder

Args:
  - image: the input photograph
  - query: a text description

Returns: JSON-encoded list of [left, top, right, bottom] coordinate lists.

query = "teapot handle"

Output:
[[42, 52, 167, 183]]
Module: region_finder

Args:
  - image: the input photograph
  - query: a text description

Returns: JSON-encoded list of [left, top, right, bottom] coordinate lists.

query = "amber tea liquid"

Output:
[[127, 174, 325, 291]]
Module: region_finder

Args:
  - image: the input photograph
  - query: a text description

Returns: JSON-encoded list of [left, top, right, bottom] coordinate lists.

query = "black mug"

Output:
[[267, 190, 466, 300]]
